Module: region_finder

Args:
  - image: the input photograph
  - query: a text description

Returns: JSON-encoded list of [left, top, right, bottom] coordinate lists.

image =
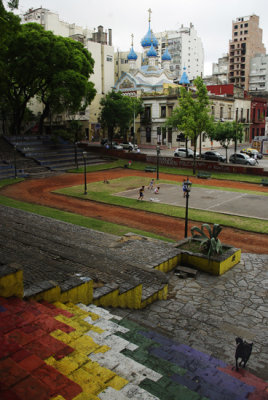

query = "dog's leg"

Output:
[[236, 358, 239, 371]]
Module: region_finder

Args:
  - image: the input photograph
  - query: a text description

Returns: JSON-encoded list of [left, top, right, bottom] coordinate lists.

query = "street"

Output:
[[140, 144, 268, 170]]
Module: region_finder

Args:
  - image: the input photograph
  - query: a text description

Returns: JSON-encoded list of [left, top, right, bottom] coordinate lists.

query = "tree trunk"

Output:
[[38, 102, 50, 136]]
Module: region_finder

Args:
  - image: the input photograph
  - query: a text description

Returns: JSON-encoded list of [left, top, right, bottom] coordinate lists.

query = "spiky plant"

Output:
[[190, 223, 223, 258]]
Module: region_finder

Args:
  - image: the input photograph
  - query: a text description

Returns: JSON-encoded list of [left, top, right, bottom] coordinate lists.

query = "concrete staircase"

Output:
[[5, 135, 104, 172], [0, 296, 266, 400]]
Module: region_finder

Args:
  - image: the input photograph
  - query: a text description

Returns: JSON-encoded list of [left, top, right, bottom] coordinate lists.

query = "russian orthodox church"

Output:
[[113, 10, 177, 94]]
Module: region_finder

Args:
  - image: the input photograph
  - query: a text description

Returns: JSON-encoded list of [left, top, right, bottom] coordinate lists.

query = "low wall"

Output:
[[83, 145, 268, 177]]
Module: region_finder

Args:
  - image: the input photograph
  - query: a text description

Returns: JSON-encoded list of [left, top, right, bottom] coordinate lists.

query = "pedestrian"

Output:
[[138, 185, 145, 200], [154, 186, 160, 194], [254, 153, 258, 164], [148, 178, 154, 190]]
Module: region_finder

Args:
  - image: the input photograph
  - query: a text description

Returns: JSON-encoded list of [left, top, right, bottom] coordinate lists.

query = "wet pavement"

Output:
[[108, 253, 268, 381]]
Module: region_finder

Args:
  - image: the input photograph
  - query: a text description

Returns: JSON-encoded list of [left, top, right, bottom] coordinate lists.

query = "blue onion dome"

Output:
[[127, 46, 138, 60], [141, 24, 158, 48], [162, 47, 171, 61], [147, 42, 157, 57], [179, 67, 190, 85]]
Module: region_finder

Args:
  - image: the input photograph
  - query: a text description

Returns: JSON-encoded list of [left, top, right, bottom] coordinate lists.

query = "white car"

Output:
[[174, 148, 196, 158], [112, 142, 123, 150], [121, 142, 139, 151]]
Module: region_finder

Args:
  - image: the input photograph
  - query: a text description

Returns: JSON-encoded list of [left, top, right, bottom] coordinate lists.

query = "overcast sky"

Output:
[[7, 0, 268, 75]]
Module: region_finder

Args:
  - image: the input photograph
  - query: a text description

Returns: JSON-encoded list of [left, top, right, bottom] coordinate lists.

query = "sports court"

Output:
[[115, 183, 268, 220]]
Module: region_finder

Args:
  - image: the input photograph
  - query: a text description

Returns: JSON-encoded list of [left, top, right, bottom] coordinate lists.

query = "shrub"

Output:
[[191, 223, 223, 257]]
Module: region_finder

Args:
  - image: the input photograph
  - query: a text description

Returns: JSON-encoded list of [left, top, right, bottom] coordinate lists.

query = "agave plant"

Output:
[[190, 223, 223, 257]]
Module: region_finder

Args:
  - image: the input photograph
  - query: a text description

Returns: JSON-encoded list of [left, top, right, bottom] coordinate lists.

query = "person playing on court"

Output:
[[148, 178, 154, 190], [138, 185, 145, 200]]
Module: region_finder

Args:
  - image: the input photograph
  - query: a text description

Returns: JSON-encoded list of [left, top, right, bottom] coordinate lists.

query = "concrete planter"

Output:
[[176, 238, 241, 275]]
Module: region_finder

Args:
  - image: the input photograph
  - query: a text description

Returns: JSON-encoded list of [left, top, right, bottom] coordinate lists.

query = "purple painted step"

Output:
[[140, 330, 255, 400]]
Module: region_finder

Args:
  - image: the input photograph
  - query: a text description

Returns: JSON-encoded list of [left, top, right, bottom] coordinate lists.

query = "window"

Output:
[[247, 109, 249, 122], [160, 106, 166, 118], [146, 127, 151, 143], [144, 106, 151, 120], [220, 106, 224, 119], [106, 55, 113, 62], [211, 105, 215, 116], [228, 107, 232, 119], [234, 25, 238, 29]]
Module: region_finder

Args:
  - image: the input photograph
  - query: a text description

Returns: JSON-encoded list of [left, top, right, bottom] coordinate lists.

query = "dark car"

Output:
[[201, 151, 226, 162], [101, 138, 108, 146], [229, 153, 256, 166]]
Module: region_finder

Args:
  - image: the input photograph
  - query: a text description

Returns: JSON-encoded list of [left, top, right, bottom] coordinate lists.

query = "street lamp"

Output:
[[184, 177, 192, 238], [14, 145, 17, 179], [82, 151, 87, 195], [156, 145, 160, 180], [74, 142, 78, 169]]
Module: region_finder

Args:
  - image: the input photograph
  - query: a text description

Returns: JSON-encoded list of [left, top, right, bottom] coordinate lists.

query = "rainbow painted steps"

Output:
[[0, 296, 267, 400]]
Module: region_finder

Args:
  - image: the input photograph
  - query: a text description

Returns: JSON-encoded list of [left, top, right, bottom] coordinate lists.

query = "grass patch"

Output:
[[68, 158, 265, 185], [56, 176, 268, 234], [0, 195, 173, 242], [0, 178, 24, 188]]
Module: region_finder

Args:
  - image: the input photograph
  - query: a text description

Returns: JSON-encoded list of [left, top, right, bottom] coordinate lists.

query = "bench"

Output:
[[197, 171, 211, 179], [145, 166, 156, 172], [261, 178, 268, 186]]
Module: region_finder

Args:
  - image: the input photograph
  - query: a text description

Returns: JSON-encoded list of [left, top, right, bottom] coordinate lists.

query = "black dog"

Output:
[[234, 337, 253, 371]]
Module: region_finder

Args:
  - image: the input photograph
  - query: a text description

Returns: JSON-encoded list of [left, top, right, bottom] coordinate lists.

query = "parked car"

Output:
[[201, 151, 226, 162], [174, 148, 195, 158], [229, 153, 256, 166], [240, 148, 263, 159], [111, 142, 123, 150], [121, 141, 139, 151]]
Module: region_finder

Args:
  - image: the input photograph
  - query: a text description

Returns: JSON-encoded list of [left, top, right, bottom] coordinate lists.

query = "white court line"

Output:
[[206, 192, 248, 210]]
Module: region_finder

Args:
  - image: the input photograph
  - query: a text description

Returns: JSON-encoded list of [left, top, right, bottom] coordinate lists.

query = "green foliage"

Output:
[[191, 223, 223, 257], [166, 77, 214, 173], [0, 19, 96, 135], [99, 91, 143, 142]]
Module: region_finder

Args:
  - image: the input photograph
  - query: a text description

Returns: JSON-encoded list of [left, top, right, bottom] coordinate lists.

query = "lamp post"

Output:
[[74, 142, 78, 169], [82, 151, 87, 195], [156, 145, 160, 180], [184, 177, 192, 238], [14, 145, 17, 179]]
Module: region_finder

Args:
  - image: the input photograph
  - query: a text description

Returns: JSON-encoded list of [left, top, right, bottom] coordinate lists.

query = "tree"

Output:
[[0, 22, 95, 135], [99, 91, 143, 145], [36, 36, 96, 134], [166, 77, 214, 174], [212, 121, 244, 162]]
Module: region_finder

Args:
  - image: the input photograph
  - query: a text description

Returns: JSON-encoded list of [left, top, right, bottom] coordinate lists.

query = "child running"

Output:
[[138, 185, 145, 200], [148, 178, 154, 190]]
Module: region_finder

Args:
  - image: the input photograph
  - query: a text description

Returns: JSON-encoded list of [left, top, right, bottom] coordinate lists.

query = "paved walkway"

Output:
[[109, 253, 268, 382]]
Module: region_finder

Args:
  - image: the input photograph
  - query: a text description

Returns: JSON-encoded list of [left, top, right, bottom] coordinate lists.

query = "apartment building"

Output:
[[249, 54, 268, 92], [228, 15, 266, 91], [154, 23, 204, 81]]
